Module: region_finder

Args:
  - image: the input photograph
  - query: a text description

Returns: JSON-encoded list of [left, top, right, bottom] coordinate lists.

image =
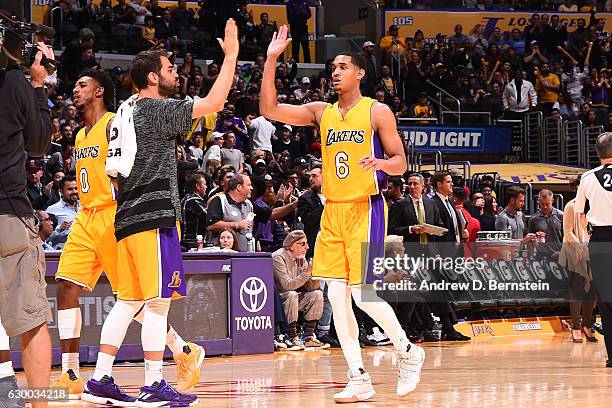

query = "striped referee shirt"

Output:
[[575, 163, 612, 226], [114, 98, 194, 241]]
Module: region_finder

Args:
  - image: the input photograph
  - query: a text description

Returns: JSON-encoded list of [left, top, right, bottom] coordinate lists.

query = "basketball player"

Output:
[[84, 20, 239, 406], [52, 69, 204, 401], [261, 26, 425, 403]]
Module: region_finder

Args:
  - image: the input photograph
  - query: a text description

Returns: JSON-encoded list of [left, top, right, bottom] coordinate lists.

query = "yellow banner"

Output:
[[384, 10, 612, 41], [31, 2, 317, 61]]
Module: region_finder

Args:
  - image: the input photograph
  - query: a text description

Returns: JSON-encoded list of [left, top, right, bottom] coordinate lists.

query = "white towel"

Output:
[[106, 94, 139, 178]]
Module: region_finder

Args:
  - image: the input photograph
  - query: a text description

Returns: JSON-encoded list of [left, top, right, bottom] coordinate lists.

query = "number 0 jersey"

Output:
[[75, 112, 116, 209], [319, 97, 385, 202]]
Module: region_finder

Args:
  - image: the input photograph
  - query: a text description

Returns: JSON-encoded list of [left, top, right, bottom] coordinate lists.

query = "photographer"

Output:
[[0, 41, 54, 407]]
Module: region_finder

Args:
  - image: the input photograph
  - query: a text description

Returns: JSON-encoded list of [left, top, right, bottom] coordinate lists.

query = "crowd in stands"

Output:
[[384, 0, 612, 11], [28, 1, 594, 348]]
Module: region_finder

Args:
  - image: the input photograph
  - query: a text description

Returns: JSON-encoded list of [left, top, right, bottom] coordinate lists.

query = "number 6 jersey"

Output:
[[319, 97, 386, 202], [74, 112, 116, 209]]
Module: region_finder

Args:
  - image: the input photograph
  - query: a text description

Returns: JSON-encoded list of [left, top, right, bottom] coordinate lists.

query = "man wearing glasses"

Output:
[[35, 210, 55, 251]]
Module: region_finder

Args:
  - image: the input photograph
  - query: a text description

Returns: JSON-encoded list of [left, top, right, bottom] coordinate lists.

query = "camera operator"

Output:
[[0, 41, 54, 407]]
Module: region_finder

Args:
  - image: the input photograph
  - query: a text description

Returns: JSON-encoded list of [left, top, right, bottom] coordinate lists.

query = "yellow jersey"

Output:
[[75, 112, 116, 209], [319, 97, 385, 202]]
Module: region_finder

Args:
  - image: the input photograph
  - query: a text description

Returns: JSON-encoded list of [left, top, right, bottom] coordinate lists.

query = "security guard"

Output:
[[575, 132, 612, 367]]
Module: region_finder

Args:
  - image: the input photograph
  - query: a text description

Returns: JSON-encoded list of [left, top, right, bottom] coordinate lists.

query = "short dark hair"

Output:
[[337, 51, 367, 71], [431, 171, 450, 190], [61, 137, 75, 151], [452, 186, 466, 201], [506, 186, 526, 202], [228, 173, 246, 191], [185, 172, 205, 192], [78, 68, 115, 108], [388, 176, 404, 193], [60, 175, 77, 190], [130, 49, 167, 90]]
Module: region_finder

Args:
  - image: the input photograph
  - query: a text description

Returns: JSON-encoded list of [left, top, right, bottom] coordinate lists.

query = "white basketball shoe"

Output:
[[333, 368, 375, 403], [396, 344, 425, 397]]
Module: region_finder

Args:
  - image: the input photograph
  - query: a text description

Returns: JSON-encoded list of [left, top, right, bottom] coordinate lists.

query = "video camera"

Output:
[[0, 8, 56, 73]]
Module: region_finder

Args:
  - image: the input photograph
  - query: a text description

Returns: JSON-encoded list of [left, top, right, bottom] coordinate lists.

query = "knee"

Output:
[[144, 298, 171, 316], [284, 291, 299, 305], [311, 290, 324, 307], [56, 280, 83, 307]]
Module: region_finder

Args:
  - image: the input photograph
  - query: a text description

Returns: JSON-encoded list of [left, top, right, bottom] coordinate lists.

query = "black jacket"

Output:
[[297, 189, 324, 258], [388, 196, 442, 243], [432, 193, 460, 244], [181, 193, 207, 244], [0, 70, 51, 216]]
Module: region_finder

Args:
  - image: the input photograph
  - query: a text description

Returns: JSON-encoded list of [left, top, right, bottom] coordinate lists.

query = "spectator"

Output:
[[46, 175, 79, 249], [256, 12, 278, 55], [385, 176, 405, 208], [296, 166, 323, 258], [218, 227, 240, 251], [113, 0, 135, 24], [25, 160, 47, 211], [220, 132, 244, 173], [181, 173, 208, 247], [286, 0, 312, 63], [495, 186, 536, 242], [215, 102, 248, 152], [273, 124, 301, 157], [59, 28, 95, 84], [559, 0, 578, 12], [142, 15, 160, 49], [361, 41, 378, 98], [35, 210, 55, 251], [172, 0, 194, 32], [47, 138, 76, 176], [246, 114, 275, 154], [207, 166, 235, 203], [449, 24, 469, 45], [130, 0, 152, 25], [272, 230, 326, 348], [379, 65, 398, 99], [410, 92, 435, 124], [535, 63, 561, 117], [44, 170, 65, 208], [147, 0, 166, 20], [253, 176, 291, 252], [503, 69, 538, 118], [379, 25, 405, 80], [294, 77, 312, 103], [505, 28, 526, 54]]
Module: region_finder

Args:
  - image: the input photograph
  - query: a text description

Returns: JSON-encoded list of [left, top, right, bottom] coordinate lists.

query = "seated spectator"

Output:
[[147, 0, 166, 20], [294, 77, 312, 104], [47, 138, 76, 176], [218, 228, 239, 251], [181, 173, 208, 248], [142, 16, 160, 49], [273, 125, 301, 157], [188, 131, 205, 167], [36, 210, 55, 251], [46, 175, 80, 249], [44, 170, 65, 208], [272, 230, 326, 348], [26, 160, 47, 211], [207, 165, 235, 203]]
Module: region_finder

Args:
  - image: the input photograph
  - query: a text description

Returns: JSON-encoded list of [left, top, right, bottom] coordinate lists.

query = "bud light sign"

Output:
[[398, 125, 512, 154]]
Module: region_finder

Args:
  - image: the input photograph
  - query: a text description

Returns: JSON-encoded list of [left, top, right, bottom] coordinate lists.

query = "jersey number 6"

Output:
[[335, 151, 349, 179]]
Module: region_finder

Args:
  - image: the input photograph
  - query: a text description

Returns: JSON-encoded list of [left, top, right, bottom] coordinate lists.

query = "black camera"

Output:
[[0, 8, 56, 73]]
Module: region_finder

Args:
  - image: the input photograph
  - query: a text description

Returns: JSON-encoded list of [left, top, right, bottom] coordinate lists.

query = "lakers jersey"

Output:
[[75, 112, 116, 209], [319, 97, 385, 202]]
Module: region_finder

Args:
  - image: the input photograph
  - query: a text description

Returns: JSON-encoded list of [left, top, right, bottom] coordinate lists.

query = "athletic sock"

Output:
[[166, 326, 188, 356], [144, 359, 163, 386], [92, 352, 115, 381], [0, 361, 14, 380], [62, 352, 80, 377], [303, 320, 317, 340], [288, 322, 298, 338]]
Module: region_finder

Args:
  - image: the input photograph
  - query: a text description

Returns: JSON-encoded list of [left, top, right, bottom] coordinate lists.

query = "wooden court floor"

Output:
[[25, 334, 612, 407]]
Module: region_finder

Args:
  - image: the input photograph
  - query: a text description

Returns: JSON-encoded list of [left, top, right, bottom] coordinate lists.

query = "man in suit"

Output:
[[388, 173, 442, 243], [429, 171, 470, 341]]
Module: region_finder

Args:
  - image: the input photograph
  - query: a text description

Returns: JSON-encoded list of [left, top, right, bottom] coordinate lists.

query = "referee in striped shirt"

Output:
[[575, 132, 612, 367]]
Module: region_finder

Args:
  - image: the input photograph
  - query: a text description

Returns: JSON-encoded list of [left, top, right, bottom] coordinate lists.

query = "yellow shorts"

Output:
[[55, 205, 118, 292], [312, 195, 387, 286], [116, 224, 186, 301]]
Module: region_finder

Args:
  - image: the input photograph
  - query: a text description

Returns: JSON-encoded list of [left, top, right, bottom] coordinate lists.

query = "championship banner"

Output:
[[384, 10, 612, 42], [31, 1, 317, 61], [399, 125, 512, 154]]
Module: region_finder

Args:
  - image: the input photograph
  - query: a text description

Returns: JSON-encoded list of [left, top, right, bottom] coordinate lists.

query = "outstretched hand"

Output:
[[218, 19, 239, 60], [267, 25, 292, 59]]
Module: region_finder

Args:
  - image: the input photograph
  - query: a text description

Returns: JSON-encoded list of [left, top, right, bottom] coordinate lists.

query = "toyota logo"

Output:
[[239, 277, 267, 313]]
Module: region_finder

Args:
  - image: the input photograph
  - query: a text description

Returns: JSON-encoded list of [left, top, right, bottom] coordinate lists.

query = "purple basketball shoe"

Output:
[[81, 376, 137, 407], [136, 379, 198, 407]]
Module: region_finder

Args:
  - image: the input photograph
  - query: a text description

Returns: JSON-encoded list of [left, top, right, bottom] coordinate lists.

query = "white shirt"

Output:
[[503, 79, 538, 112], [408, 194, 424, 234], [129, 2, 152, 25], [575, 164, 612, 226], [437, 191, 460, 242], [249, 116, 275, 152]]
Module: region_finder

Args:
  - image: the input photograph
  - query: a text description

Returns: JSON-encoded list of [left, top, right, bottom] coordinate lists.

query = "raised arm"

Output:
[[192, 19, 239, 119], [260, 25, 326, 126]]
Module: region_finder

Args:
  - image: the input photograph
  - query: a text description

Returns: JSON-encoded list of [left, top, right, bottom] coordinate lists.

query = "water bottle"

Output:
[[245, 232, 255, 252], [196, 235, 204, 251]]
